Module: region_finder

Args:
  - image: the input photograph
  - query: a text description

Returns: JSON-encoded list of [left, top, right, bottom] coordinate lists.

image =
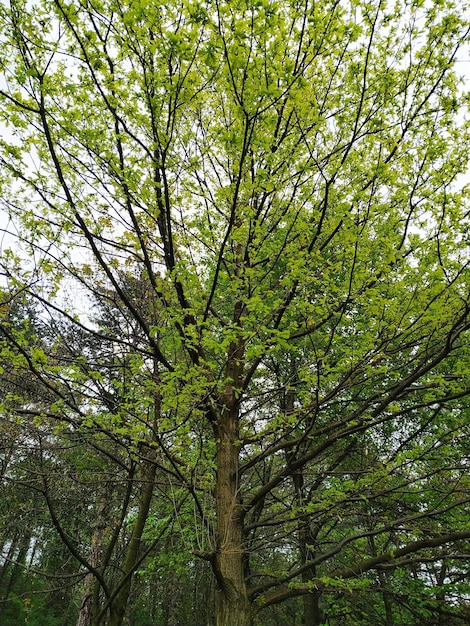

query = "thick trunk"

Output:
[[213, 402, 251, 626], [212, 292, 251, 626], [215, 592, 252, 626]]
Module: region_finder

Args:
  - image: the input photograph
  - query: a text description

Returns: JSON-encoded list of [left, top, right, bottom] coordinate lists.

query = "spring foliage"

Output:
[[1, 0, 470, 624]]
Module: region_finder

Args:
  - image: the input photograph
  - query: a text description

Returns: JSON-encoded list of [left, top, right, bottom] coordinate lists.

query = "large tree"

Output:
[[1, 1, 470, 625]]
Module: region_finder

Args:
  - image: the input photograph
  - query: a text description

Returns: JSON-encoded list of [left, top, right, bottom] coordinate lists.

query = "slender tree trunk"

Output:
[[369, 537, 394, 626], [76, 498, 108, 626], [0, 531, 30, 620], [436, 562, 447, 626], [163, 572, 182, 626], [285, 375, 322, 626], [378, 570, 394, 626], [206, 572, 216, 626], [105, 366, 161, 626], [107, 454, 157, 626], [293, 473, 322, 626], [0, 532, 20, 593], [300, 542, 321, 625], [109, 438, 157, 626]]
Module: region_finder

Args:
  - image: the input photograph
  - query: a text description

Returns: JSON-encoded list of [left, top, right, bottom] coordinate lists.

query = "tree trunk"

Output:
[[0, 531, 30, 620], [0, 532, 20, 593], [163, 573, 181, 626], [213, 403, 251, 626], [300, 558, 321, 626], [106, 369, 161, 626], [378, 570, 394, 626], [76, 493, 109, 626], [295, 479, 322, 626], [436, 562, 447, 626], [285, 377, 322, 626], [212, 288, 252, 626], [368, 537, 394, 626], [76, 497, 108, 626], [107, 455, 157, 626]]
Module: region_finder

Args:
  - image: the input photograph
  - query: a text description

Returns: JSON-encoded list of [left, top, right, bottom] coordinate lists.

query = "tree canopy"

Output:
[[1, 1, 470, 625]]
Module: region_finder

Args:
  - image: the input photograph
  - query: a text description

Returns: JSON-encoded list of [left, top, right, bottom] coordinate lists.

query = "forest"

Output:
[[0, 0, 470, 625]]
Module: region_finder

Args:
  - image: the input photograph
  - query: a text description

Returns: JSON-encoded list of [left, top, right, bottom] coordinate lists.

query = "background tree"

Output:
[[1, 1, 470, 625]]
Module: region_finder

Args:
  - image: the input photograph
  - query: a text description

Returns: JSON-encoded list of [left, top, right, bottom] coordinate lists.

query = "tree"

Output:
[[1, 1, 470, 625], [0, 288, 185, 626]]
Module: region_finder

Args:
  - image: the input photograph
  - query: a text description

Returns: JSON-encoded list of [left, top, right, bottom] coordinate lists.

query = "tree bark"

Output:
[[106, 367, 161, 626], [213, 412, 252, 626], [76, 497, 108, 626], [300, 540, 321, 626], [369, 536, 394, 626], [293, 472, 322, 626], [0, 531, 30, 621], [285, 375, 322, 626], [107, 454, 157, 626], [210, 276, 252, 626]]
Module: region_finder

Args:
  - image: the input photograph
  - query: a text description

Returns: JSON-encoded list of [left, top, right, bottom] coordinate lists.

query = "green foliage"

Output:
[[1, 0, 470, 624]]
